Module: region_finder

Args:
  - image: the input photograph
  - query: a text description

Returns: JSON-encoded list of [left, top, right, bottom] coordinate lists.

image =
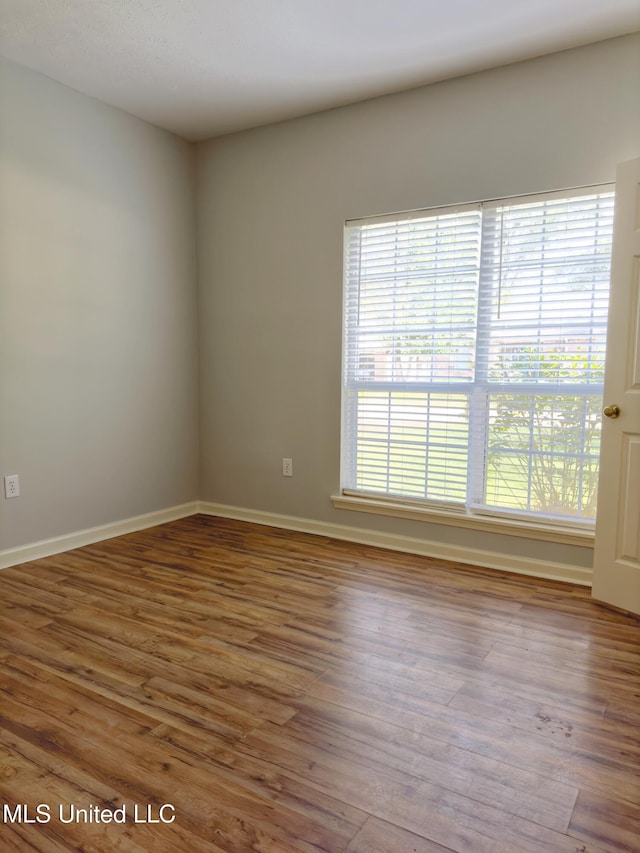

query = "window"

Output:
[[341, 187, 615, 528]]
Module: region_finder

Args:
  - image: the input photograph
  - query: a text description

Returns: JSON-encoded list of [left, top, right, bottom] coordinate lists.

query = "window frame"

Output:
[[334, 184, 615, 545]]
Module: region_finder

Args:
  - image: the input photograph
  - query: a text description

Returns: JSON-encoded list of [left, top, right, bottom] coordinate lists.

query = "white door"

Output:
[[592, 158, 640, 614]]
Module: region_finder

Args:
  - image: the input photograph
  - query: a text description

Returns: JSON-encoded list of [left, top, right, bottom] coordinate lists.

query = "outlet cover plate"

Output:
[[4, 474, 20, 498]]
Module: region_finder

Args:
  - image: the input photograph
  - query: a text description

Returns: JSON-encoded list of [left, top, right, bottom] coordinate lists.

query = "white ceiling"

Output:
[[1, 0, 639, 141]]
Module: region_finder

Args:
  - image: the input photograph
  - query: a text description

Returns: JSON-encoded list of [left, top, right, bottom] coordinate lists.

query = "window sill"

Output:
[[330, 494, 595, 548]]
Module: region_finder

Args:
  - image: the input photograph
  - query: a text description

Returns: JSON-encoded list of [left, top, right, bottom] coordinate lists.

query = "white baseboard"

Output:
[[1, 499, 593, 587], [0, 502, 199, 570], [198, 501, 593, 587]]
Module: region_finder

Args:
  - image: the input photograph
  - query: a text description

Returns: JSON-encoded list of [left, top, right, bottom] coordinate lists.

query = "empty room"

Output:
[[1, 1, 639, 851]]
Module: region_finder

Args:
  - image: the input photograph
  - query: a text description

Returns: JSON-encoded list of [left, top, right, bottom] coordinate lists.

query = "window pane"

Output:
[[344, 209, 481, 384], [485, 393, 602, 519], [482, 194, 614, 386], [353, 391, 469, 502]]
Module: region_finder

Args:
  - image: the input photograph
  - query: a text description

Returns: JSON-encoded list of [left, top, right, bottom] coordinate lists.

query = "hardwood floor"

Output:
[[1, 514, 639, 852]]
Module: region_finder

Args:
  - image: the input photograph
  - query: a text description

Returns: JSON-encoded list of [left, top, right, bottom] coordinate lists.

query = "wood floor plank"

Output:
[[0, 684, 337, 852], [148, 722, 369, 849], [238, 702, 579, 833], [1, 514, 638, 852], [300, 669, 640, 806], [346, 817, 455, 853], [0, 731, 216, 853], [450, 681, 640, 758], [235, 722, 604, 853], [568, 788, 640, 853], [244, 622, 466, 705]]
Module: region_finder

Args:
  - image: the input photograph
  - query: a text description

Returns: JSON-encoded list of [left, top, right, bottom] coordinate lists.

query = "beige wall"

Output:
[[196, 34, 640, 569], [0, 58, 199, 550]]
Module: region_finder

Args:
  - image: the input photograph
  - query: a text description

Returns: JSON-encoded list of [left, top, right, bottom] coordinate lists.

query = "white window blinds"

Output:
[[341, 187, 615, 524]]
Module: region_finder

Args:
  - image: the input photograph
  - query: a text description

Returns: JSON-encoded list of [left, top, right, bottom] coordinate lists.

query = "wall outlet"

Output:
[[282, 458, 293, 477], [4, 474, 20, 498]]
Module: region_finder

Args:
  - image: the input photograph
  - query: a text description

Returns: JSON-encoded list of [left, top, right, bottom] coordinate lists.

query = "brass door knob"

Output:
[[603, 404, 621, 419]]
